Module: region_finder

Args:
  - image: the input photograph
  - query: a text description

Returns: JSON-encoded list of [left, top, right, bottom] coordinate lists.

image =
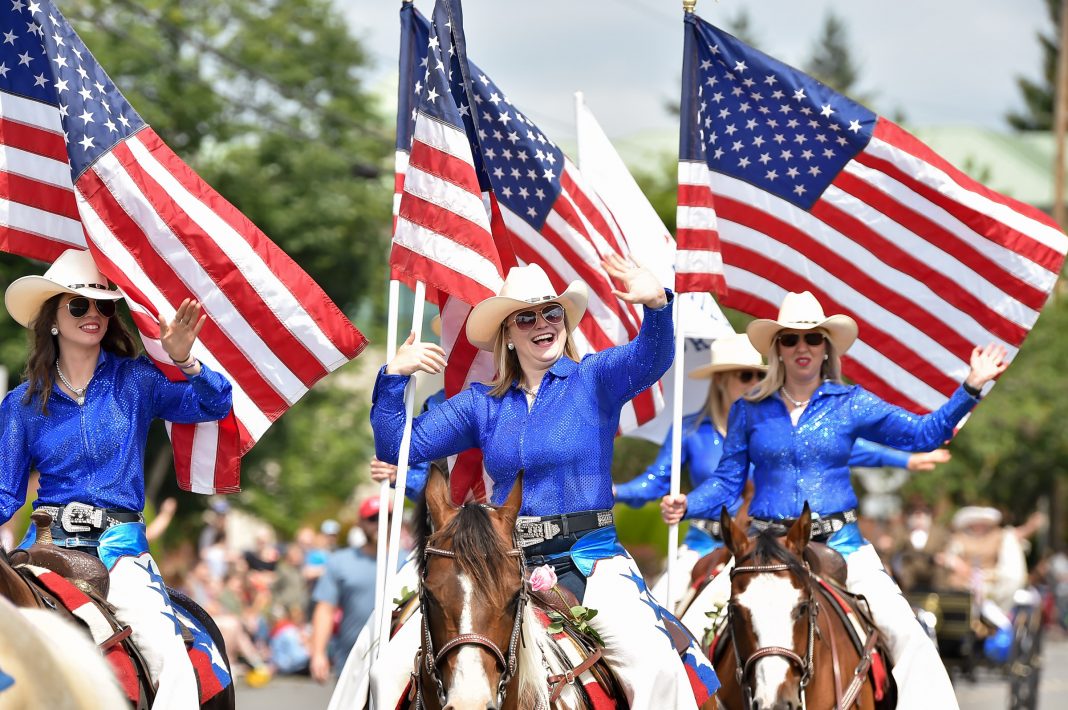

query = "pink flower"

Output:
[[528, 564, 558, 592]]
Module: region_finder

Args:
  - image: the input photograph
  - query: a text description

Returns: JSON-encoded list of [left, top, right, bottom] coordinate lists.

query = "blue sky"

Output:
[[343, 0, 1050, 141]]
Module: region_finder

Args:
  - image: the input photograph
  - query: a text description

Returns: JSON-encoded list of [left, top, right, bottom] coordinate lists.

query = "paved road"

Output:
[[236, 638, 1068, 709]]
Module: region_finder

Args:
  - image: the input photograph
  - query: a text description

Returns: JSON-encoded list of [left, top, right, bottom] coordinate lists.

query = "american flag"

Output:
[[0, 0, 367, 493], [678, 14, 1067, 413], [394, 0, 664, 438]]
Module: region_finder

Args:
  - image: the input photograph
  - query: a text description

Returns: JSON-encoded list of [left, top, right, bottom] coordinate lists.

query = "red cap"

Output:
[[359, 495, 392, 520]]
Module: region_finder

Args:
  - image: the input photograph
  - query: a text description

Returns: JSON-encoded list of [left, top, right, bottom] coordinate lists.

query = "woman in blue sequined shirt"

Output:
[[370, 258, 718, 710], [661, 290, 1006, 710], [0, 250, 233, 709]]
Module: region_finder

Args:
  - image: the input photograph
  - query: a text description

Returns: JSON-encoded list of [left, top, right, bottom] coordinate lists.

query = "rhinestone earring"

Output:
[[823, 353, 829, 361], [777, 355, 783, 361], [50, 326, 59, 336], [507, 342, 515, 351]]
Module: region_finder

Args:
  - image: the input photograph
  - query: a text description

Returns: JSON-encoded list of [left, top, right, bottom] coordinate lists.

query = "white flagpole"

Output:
[[375, 280, 426, 660], [371, 279, 402, 659], [665, 295, 686, 607]]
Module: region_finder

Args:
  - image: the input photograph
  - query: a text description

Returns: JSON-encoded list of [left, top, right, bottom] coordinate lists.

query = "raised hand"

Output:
[[160, 299, 207, 364], [964, 342, 1009, 391], [907, 448, 951, 472], [386, 331, 447, 376], [602, 252, 667, 309]]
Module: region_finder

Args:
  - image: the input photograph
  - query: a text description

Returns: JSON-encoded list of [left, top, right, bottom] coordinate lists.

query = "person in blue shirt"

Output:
[[0, 249, 233, 709], [661, 290, 1006, 710], [370, 258, 718, 710], [616, 333, 949, 612]]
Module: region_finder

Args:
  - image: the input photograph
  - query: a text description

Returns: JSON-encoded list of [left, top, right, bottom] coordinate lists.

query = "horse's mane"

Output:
[[748, 529, 810, 581], [415, 494, 518, 607]]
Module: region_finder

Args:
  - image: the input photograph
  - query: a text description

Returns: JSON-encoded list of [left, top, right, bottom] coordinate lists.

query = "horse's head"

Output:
[[721, 503, 815, 710], [417, 464, 525, 710]]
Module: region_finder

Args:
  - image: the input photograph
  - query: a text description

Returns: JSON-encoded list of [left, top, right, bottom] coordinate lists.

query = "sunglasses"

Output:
[[777, 332, 825, 348], [66, 297, 117, 319], [737, 370, 766, 384], [511, 303, 565, 331]]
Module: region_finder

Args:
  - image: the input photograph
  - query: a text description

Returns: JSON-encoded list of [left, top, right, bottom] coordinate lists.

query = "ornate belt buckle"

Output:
[[60, 502, 103, 533], [596, 511, 613, 528], [541, 521, 562, 540]]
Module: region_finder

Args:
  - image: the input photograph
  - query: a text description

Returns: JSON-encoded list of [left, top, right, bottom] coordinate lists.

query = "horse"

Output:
[[0, 593, 128, 709], [408, 464, 627, 710], [0, 533, 236, 710], [710, 505, 892, 710]]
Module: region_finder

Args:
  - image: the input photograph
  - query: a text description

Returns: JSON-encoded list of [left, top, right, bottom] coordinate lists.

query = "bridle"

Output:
[[728, 549, 818, 710], [414, 526, 528, 709]]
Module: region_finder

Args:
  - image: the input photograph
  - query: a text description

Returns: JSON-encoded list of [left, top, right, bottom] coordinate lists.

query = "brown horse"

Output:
[[712, 505, 891, 710], [0, 540, 235, 710], [409, 465, 625, 710]]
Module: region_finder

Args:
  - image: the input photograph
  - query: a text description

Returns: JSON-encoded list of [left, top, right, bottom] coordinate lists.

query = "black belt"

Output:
[[36, 503, 144, 534], [514, 509, 614, 548], [750, 508, 859, 540], [690, 518, 722, 539]]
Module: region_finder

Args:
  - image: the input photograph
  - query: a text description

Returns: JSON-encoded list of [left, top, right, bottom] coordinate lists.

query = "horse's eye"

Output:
[[793, 601, 809, 620]]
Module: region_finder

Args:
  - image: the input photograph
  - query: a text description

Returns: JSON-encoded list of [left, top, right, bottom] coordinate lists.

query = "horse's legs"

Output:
[[845, 545, 958, 709]]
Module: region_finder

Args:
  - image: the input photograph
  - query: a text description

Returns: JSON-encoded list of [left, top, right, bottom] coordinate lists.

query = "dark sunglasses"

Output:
[[511, 303, 565, 331], [777, 332, 825, 348], [737, 370, 766, 384], [66, 297, 117, 319]]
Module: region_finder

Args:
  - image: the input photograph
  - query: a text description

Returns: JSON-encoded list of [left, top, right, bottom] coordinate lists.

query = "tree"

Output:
[[1007, 0, 1061, 130], [803, 11, 872, 105]]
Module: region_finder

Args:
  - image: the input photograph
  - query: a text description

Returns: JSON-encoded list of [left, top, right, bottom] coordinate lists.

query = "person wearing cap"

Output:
[[309, 496, 390, 684], [0, 249, 233, 708], [616, 333, 948, 612], [371, 256, 719, 709], [660, 290, 1007, 709]]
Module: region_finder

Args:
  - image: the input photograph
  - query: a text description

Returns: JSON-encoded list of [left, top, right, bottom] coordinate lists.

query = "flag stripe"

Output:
[[0, 170, 79, 220], [0, 225, 73, 260], [398, 170, 496, 256], [0, 116, 69, 163]]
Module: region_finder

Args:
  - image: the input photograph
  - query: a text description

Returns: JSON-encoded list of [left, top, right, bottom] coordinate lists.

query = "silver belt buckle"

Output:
[[60, 502, 103, 533], [596, 511, 613, 528]]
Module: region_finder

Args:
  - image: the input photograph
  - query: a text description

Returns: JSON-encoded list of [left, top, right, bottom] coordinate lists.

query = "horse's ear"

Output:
[[496, 470, 524, 531], [425, 461, 457, 530], [786, 502, 812, 556], [720, 505, 751, 559]]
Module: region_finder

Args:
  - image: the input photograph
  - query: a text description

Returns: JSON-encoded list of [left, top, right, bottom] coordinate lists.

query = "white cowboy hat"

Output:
[[951, 506, 1002, 531], [688, 333, 767, 379], [465, 264, 588, 351], [746, 291, 858, 357], [4, 249, 123, 329]]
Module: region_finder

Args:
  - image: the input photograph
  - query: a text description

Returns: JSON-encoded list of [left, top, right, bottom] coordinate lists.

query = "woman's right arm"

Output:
[[0, 396, 31, 526]]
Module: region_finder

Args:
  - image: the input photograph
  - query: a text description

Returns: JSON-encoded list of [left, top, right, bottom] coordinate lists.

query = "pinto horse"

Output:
[[711, 506, 893, 710], [409, 464, 632, 710], [0, 539, 235, 710]]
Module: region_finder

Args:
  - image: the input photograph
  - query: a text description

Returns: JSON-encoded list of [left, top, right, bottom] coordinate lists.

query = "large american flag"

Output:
[[0, 0, 367, 493], [678, 14, 1067, 413], [393, 0, 665, 441]]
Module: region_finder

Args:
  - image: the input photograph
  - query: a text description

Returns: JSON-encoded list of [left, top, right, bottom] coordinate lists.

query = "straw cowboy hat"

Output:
[[688, 333, 767, 379], [466, 264, 588, 351], [746, 291, 858, 357], [952, 506, 1002, 531], [5, 249, 123, 329]]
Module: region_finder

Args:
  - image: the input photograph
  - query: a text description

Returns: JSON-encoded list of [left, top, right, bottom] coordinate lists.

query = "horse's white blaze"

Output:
[[446, 573, 495, 707], [737, 574, 803, 706]]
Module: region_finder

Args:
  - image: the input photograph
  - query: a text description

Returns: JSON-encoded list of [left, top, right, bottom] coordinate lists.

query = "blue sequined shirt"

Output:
[[372, 293, 675, 518], [0, 351, 233, 523], [684, 381, 977, 523], [615, 415, 912, 510]]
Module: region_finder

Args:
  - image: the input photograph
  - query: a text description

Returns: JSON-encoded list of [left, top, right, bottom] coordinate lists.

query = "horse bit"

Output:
[[414, 539, 528, 709], [728, 556, 818, 710]]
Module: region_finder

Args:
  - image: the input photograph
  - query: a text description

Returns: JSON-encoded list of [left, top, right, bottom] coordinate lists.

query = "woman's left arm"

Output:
[[856, 343, 1007, 449], [591, 254, 674, 404]]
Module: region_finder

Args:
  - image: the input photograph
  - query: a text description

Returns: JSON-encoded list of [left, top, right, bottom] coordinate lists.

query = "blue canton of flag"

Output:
[[683, 18, 875, 210], [1, 0, 145, 177]]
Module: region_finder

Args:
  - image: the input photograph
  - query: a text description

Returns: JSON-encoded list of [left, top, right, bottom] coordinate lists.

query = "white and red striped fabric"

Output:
[[680, 15, 1067, 414], [0, 1, 367, 493]]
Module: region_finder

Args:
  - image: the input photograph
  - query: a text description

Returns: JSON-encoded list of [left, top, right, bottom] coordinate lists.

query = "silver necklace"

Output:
[[518, 383, 539, 398], [56, 360, 89, 405], [780, 387, 810, 408]]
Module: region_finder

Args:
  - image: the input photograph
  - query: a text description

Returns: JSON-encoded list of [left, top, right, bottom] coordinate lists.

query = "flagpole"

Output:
[[376, 280, 426, 660], [665, 295, 686, 607], [370, 278, 401, 660], [1054, 0, 1068, 237]]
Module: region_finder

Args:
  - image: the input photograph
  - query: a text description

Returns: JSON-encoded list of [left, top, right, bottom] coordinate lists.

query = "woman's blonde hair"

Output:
[[697, 372, 731, 435], [486, 312, 580, 398], [745, 328, 842, 402]]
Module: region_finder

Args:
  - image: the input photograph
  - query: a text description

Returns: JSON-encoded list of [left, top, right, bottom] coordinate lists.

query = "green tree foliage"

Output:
[[803, 11, 872, 106], [1007, 0, 1061, 130], [0, 0, 393, 531]]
